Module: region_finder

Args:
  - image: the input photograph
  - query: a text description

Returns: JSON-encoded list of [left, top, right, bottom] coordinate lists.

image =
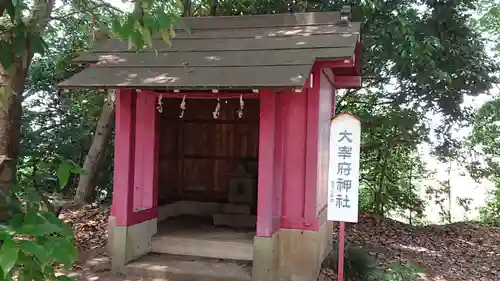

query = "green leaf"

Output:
[[4, 2, 15, 21], [5, 193, 23, 215], [144, 14, 159, 32], [19, 240, 50, 265], [0, 224, 15, 241], [18, 222, 61, 236], [142, 27, 153, 48], [41, 195, 56, 215], [14, 28, 26, 58], [17, 268, 32, 281], [0, 240, 19, 276], [39, 212, 73, 237], [70, 166, 85, 174], [169, 22, 176, 39], [26, 186, 42, 205], [42, 264, 56, 279], [57, 160, 72, 189], [17, 253, 40, 280], [111, 15, 123, 37], [161, 31, 172, 47], [128, 36, 133, 50], [45, 238, 76, 265], [17, 211, 64, 236], [0, 87, 7, 111], [57, 275, 74, 281], [28, 33, 46, 55], [172, 14, 190, 35], [0, 273, 15, 281], [130, 29, 144, 50], [23, 208, 39, 226], [6, 213, 24, 230], [121, 15, 135, 38], [156, 11, 172, 30], [174, 0, 184, 10], [0, 43, 13, 70]]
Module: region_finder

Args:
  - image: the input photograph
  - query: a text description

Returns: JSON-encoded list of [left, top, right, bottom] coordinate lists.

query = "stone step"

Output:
[[124, 254, 252, 281], [151, 234, 254, 261]]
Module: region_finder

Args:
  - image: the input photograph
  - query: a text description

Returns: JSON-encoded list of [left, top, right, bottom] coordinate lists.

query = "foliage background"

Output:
[[1, 0, 499, 279], [4, 0, 500, 225]]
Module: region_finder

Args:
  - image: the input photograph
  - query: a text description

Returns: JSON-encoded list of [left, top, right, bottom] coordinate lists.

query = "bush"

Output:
[[326, 244, 378, 281], [369, 263, 424, 281], [0, 161, 79, 281], [479, 182, 500, 227], [325, 243, 423, 281]]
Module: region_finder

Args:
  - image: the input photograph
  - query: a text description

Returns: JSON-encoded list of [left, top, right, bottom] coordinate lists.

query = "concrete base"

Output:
[[108, 217, 158, 271], [158, 201, 251, 222], [212, 214, 257, 228], [107, 216, 116, 254], [124, 253, 252, 281], [252, 233, 279, 281], [151, 218, 254, 261], [108, 215, 333, 280], [252, 221, 333, 281]]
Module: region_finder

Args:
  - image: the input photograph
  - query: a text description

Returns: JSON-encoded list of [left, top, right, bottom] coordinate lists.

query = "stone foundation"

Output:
[[252, 221, 333, 281], [252, 232, 279, 281], [108, 216, 333, 280], [108, 217, 157, 271], [158, 201, 251, 221]]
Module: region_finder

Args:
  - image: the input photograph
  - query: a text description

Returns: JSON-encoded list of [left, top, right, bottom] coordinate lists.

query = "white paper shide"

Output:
[[327, 113, 361, 223]]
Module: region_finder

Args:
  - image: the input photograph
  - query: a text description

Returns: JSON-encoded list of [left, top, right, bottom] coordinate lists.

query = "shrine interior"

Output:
[[152, 96, 260, 259]]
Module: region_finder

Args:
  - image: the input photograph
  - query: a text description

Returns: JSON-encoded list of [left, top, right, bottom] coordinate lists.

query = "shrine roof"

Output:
[[58, 11, 360, 90]]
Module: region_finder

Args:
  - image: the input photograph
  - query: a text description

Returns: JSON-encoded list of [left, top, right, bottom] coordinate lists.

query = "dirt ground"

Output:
[[322, 213, 500, 281], [60, 206, 500, 281]]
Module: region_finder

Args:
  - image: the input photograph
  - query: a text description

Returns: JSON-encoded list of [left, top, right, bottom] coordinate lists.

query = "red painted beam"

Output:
[[315, 59, 354, 69], [139, 90, 260, 99], [334, 76, 362, 89], [354, 40, 361, 76]]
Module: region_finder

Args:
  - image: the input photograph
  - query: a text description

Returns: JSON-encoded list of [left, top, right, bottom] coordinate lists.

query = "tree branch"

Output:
[[91, 0, 126, 13], [28, 0, 56, 34], [51, 0, 126, 22]]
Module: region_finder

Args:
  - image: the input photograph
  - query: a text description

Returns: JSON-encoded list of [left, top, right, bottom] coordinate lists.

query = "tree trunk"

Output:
[[210, 0, 217, 16], [0, 0, 55, 221], [182, 0, 191, 16], [0, 156, 13, 222], [447, 161, 452, 223], [0, 61, 29, 222], [0, 97, 22, 192], [74, 92, 115, 204]]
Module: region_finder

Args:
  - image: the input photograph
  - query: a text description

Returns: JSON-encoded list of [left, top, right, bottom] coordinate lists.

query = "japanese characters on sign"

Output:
[[327, 113, 361, 223]]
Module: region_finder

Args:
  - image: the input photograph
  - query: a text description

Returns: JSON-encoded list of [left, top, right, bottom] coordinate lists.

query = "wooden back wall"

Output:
[[158, 97, 260, 205]]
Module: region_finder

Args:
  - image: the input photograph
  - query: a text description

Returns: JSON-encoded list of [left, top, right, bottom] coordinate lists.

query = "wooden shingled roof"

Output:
[[58, 11, 360, 90]]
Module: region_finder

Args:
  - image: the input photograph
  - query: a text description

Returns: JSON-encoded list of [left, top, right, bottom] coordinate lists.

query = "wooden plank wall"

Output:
[[158, 98, 260, 205]]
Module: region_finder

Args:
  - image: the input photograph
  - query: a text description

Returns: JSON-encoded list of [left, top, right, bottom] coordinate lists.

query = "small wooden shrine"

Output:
[[59, 9, 361, 281]]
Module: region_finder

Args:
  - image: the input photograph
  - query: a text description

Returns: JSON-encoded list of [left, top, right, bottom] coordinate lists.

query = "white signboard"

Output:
[[327, 112, 361, 223]]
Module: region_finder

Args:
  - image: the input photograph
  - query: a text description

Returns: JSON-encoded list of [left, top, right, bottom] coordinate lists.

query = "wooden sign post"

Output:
[[327, 112, 361, 281]]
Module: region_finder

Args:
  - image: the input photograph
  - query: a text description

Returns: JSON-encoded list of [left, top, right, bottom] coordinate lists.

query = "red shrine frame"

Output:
[[109, 56, 361, 237]]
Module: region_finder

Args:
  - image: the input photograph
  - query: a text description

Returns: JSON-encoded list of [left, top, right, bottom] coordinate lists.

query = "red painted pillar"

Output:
[[112, 89, 136, 226], [256, 90, 277, 237], [133, 91, 159, 217], [275, 69, 333, 231], [111, 89, 159, 227], [272, 93, 284, 232], [280, 91, 307, 228], [304, 69, 321, 226], [317, 70, 334, 219]]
